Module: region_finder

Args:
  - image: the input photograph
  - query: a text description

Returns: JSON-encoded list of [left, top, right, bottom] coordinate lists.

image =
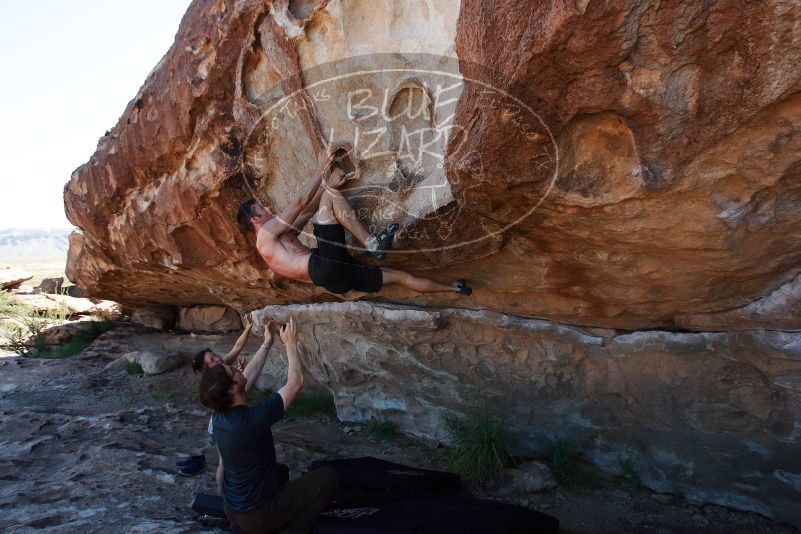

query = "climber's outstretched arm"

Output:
[[262, 151, 334, 238], [290, 184, 325, 232], [243, 319, 276, 393], [291, 168, 349, 231], [222, 313, 253, 365]]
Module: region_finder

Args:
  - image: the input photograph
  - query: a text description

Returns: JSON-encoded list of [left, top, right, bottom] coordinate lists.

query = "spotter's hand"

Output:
[[279, 317, 298, 346], [263, 318, 277, 345]]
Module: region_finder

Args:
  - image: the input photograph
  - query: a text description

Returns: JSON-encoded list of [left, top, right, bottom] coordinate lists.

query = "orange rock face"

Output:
[[64, 0, 801, 330]]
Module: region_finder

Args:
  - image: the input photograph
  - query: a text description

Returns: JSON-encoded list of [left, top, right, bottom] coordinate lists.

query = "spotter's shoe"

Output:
[[176, 454, 205, 469], [178, 456, 206, 476]]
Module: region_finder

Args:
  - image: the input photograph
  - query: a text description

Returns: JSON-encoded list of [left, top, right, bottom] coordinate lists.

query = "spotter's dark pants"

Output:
[[225, 467, 339, 534]]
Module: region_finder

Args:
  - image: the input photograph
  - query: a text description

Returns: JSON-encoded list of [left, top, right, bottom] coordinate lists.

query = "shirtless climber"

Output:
[[236, 149, 472, 296]]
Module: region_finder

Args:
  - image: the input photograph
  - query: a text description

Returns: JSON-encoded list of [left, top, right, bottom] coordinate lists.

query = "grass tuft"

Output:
[[365, 419, 398, 441], [125, 361, 144, 375], [37, 317, 113, 359], [1, 323, 29, 354], [445, 407, 514, 485], [550, 438, 576, 482], [284, 390, 337, 419], [618, 453, 644, 489], [0, 290, 23, 316]]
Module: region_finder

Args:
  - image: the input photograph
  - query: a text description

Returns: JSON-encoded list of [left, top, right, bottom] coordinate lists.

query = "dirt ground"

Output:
[[0, 327, 797, 533]]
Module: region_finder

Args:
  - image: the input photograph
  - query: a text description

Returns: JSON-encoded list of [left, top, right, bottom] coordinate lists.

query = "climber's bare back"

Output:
[[255, 228, 312, 283]]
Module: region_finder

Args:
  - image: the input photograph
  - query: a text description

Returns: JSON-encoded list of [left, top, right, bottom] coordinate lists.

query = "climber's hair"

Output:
[[237, 198, 258, 232], [192, 349, 213, 374], [199, 366, 234, 413]]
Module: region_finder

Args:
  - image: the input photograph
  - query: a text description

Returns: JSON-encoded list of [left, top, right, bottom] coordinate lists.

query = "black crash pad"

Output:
[[191, 492, 559, 533], [190, 492, 225, 519], [310, 456, 462, 495], [314, 495, 559, 533]]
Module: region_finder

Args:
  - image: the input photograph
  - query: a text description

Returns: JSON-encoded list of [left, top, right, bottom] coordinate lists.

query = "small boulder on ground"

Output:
[[36, 277, 64, 295], [13, 294, 123, 320], [0, 268, 33, 290], [492, 460, 558, 496], [105, 350, 185, 375], [14, 294, 64, 313], [40, 321, 98, 345], [66, 285, 84, 298]]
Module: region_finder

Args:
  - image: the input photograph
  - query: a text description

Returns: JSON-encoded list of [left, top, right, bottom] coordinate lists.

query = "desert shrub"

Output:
[[285, 390, 337, 419], [0, 291, 101, 357], [0, 290, 22, 316], [365, 419, 398, 441], [44, 302, 71, 324], [33, 316, 114, 359], [84, 316, 114, 337], [20, 314, 47, 353], [550, 438, 575, 481], [125, 361, 144, 375], [445, 407, 514, 484], [1, 323, 29, 355], [618, 453, 644, 489]]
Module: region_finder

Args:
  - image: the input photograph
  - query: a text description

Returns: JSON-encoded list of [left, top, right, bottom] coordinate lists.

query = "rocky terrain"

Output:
[[0, 327, 797, 533], [59, 0, 801, 528]]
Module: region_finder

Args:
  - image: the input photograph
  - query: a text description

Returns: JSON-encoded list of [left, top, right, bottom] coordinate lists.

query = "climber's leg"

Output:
[[380, 268, 471, 295], [315, 188, 398, 258], [316, 189, 370, 248]]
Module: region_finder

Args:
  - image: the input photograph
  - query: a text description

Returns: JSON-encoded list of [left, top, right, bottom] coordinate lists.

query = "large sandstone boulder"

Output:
[[63, 0, 801, 331], [250, 302, 801, 525], [36, 277, 64, 295], [105, 350, 185, 375]]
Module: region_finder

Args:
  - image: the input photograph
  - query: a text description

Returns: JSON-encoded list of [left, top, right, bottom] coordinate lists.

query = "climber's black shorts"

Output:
[[308, 223, 383, 294]]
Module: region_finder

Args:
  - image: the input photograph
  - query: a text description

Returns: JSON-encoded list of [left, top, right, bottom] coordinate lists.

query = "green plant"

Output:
[[34, 317, 114, 359], [550, 438, 575, 481], [84, 316, 113, 337], [0, 290, 22, 315], [46, 302, 71, 324], [1, 323, 29, 355], [125, 361, 144, 375], [365, 419, 398, 441], [445, 407, 514, 485], [20, 313, 47, 353], [617, 454, 644, 489], [285, 390, 337, 419], [396, 434, 434, 453]]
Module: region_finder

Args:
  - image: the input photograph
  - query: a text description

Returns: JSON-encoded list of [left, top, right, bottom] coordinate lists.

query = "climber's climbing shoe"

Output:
[[368, 223, 399, 260], [453, 279, 472, 296]]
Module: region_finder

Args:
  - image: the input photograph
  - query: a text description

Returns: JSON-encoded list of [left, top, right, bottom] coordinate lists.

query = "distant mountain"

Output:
[[0, 228, 73, 261]]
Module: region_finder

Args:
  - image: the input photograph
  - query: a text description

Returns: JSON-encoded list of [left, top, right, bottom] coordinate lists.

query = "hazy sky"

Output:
[[0, 0, 190, 229]]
